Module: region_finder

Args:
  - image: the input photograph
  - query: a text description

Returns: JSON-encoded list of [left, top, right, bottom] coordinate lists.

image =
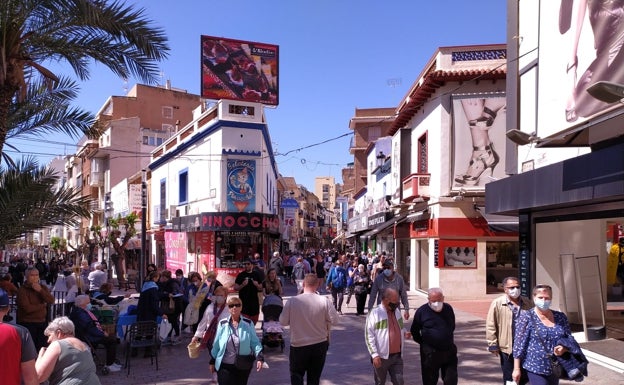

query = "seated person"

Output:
[[91, 283, 127, 305], [69, 295, 121, 372]]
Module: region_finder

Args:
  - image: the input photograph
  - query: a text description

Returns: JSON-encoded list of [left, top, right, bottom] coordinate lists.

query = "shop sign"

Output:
[[367, 212, 389, 228], [172, 212, 280, 234]]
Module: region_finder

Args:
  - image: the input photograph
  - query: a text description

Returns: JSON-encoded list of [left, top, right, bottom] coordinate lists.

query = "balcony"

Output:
[[402, 173, 431, 201], [89, 172, 104, 187]]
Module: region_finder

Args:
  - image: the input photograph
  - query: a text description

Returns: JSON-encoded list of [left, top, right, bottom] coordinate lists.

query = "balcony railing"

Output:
[[402, 173, 431, 201]]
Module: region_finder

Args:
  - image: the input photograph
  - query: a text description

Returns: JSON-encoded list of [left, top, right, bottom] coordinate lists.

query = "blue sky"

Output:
[[10, 0, 507, 190]]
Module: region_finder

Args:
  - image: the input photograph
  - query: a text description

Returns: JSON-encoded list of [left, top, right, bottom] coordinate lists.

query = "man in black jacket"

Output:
[[410, 287, 457, 385]]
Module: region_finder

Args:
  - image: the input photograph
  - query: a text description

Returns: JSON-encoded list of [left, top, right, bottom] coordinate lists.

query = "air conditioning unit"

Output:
[[166, 205, 178, 220]]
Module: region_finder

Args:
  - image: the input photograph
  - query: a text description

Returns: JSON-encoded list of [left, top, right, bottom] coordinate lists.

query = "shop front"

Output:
[[168, 212, 280, 284]]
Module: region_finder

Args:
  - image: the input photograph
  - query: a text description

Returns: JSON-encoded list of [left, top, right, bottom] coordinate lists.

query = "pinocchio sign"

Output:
[[172, 212, 279, 234]]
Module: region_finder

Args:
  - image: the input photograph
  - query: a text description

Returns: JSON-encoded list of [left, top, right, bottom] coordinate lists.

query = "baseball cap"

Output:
[[382, 259, 394, 268], [0, 288, 9, 307]]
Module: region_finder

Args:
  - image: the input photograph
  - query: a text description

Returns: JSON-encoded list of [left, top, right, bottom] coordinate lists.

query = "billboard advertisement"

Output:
[[451, 94, 507, 190], [537, 1, 624, 139], [201, 35, 279, 105]]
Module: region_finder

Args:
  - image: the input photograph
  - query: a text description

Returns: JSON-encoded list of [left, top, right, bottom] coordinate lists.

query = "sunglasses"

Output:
[[505, 286, 520, 290], [228, 303, 242, 308]]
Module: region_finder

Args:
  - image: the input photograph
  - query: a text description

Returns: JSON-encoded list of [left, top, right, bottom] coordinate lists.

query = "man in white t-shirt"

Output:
[[87, 263, 107, 292]]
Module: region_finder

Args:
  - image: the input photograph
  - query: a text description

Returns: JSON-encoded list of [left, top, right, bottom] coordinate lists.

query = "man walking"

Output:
[[280, 274, 339, 385], [16, 267, 55, 351], [368, 259, 410, 320], [325, 260, 347, 314], [233, 259, 263, 324], [365, 288, 410, 385], [0, 288, 39, 385], [486, 277, 532, 385], [410, 287, 457, 385]]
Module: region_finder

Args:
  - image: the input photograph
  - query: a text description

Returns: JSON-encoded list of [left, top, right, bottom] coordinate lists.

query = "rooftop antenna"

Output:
[[387, 78, 402, 88]]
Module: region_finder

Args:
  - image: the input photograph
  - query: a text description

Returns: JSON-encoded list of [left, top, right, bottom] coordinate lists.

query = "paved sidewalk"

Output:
[[97, 284, 623, 385]]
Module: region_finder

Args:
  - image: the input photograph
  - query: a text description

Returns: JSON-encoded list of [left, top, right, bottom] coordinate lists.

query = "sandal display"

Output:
[[455, 144, 499, 186]]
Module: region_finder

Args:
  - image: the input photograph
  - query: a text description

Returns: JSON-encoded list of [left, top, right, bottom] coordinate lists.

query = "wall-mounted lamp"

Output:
[[586, 81, 624, 103], [506, 129, 541, 146], [376, 151, 386, 168]]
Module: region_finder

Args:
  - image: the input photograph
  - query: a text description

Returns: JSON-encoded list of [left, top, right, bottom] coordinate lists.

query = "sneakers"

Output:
[[106, 363, 122, 372], [171, 336, 182, 345]]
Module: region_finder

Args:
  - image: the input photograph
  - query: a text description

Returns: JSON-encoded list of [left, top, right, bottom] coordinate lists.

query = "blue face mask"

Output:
[[86, 303, 93, 311], [534, 298, 551, 310], [383, 269, 392, 277]]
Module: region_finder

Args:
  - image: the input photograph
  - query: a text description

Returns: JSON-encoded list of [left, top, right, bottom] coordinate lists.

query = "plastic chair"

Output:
[[124, 321, 159, 375]]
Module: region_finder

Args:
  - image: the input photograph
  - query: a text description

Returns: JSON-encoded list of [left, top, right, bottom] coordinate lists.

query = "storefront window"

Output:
[[486, 241, 520, 292]]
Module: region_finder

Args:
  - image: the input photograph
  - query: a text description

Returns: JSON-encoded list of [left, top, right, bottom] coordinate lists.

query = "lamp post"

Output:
[[140, 169, 147, 286], [104, 192, 113, 279]]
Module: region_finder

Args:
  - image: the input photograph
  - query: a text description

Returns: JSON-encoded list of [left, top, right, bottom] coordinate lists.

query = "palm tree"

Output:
[[0, 0, 170, 157], [0, 157, 92, 246]]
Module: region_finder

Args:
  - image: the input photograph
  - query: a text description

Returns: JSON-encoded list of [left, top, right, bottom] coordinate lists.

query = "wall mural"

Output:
[[226, 159, 256, 212]]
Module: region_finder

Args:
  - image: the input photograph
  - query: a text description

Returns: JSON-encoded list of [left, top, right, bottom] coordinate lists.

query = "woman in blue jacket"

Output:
[[210, 296, 264, 385]]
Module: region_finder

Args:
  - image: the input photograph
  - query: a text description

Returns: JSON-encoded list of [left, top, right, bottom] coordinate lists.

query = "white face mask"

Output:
[[429, 301, 443, 312], [507, 288, 520, 299]]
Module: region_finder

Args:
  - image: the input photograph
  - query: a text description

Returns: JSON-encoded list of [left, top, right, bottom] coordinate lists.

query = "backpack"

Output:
[[292, 263, 305, 280], [331, 267, 346, 289]]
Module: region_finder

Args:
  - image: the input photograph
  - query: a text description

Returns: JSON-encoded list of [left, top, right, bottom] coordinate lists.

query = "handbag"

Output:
[[235, 353, 255, 371], [550, 355, 565, 378]]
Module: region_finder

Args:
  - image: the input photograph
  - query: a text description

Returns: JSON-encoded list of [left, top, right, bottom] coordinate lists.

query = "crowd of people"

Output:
[[0, 249, 593, 385]]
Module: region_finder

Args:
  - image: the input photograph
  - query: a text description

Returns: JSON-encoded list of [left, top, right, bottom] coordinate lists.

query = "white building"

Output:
[[149, 100, 279, 277]]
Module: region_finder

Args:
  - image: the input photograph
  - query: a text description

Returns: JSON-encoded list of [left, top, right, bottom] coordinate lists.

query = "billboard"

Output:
[[201, 35, 279, 105], [451, 94, 507, 190], [537, 1, 624, 138]]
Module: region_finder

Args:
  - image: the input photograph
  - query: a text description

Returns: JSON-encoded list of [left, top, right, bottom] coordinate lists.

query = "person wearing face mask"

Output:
[[365, 288, 411, 385], [183, 272, 213, 333], [512, 285, 588, 385], [410, 287, 457, 385], [192, 286, 229, 384], [486, 277, 532, 385], [367, 259, 410, 320]]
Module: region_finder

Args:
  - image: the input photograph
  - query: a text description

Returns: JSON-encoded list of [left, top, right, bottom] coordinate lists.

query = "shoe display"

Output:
[[454, 144, 499, 186]]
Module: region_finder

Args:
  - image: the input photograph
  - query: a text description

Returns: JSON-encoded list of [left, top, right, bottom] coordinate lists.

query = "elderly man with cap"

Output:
[[0, 288, 39, 385], [367, 259, 410, 320]]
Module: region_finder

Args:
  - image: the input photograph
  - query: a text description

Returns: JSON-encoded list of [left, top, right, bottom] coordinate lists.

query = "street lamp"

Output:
[[140, 169, 147, 286], [586, 81, 624, 103], [104, 192, 113, 279]]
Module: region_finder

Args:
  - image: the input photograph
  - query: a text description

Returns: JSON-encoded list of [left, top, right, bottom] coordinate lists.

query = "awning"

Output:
[[359, 212, 409, 240], [332, 233, 345, 243], [481, 212, 519, 233], [407, 209, 430, 223]]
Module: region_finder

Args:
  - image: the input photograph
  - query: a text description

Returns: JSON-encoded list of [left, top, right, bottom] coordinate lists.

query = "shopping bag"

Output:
[[159, 319, 172, 341]]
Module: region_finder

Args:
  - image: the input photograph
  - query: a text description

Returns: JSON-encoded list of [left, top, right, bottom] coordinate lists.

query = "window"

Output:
[[418, 133, 428, 173], [179, 169, 188, 204], [368, 126, 381, 142], [162, 106, 173, 119]]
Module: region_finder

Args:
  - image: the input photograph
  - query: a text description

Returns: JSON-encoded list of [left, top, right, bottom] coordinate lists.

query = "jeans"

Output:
[[373, 353, 404, 385], [499, 351, 528, 385], [19, 321, 48, 351], [420, 343, 458, 385], [289, 341, 329, 385], [330, 287, 344, 312]]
